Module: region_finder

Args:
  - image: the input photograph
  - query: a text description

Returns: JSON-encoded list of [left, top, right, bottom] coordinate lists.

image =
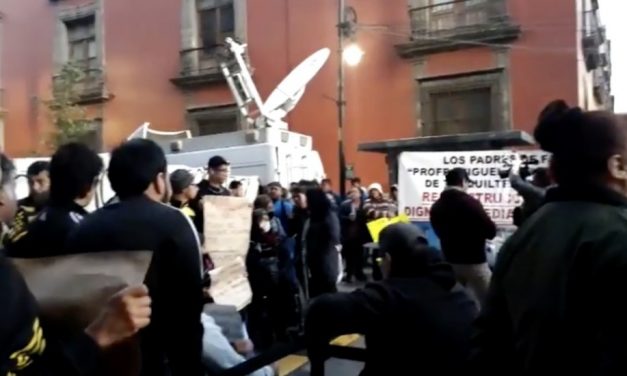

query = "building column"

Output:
[[493, 47, 512, 130], [412, 59, 426, 135], [181, 0, 199, 74]]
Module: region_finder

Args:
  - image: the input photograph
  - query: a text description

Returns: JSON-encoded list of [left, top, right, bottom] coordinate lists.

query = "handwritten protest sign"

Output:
[[209, 257, 252, 311], [203, 196, 253, 267], [398, 151, 549, 226], [203, 196, 253, 310]]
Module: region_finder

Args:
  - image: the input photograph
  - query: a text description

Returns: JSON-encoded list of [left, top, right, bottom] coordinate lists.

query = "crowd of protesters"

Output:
[[3, 98, 627, 376], [0, 133, 398, 375]]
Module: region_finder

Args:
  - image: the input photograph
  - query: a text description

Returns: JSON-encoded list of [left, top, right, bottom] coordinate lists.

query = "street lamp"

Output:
[[343, 43, 364, 67], [337, 0, 360, 198]]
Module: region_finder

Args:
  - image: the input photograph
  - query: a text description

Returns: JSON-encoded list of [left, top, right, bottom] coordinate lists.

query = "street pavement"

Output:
[[279, 280, 367, 376], [289, 337, 365, 376]]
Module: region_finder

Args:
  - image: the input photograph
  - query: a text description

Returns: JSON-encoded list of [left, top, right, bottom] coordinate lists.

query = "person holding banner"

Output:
[[473, 101, 627, 375], [198, 156, 231, 198]]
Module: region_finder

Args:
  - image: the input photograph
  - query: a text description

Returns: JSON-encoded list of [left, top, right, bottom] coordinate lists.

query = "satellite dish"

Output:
[[263, 48, 331, 120]]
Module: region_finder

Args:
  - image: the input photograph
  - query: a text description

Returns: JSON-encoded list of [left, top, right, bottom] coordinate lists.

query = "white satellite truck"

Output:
[[12, 39, 329, 208], [144, 38, 329, 187]]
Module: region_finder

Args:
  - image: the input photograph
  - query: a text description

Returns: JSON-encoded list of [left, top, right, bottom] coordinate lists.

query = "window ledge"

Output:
[[76, 87, 111, 105], [396, 21, 521, 58], [170, 68, 226, 88]]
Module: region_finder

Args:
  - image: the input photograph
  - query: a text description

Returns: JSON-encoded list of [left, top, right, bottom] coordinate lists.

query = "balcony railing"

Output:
[[171, 46, 228, 88], [593, 68, 612, 109], [398, 0, 520, 58], [410, 0, 510, 37], [52, 67, 108, 104]]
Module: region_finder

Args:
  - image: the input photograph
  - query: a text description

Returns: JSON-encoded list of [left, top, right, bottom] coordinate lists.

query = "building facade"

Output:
[[398, 0, 612, 138], [0, 0, 612, 187]]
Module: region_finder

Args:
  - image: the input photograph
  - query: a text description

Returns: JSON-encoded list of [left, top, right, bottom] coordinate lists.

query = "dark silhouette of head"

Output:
[[535, 100, 627, 192], [49, 143, 103, 206], [108, 139, 169, 202], [306, 188, 331, 221]]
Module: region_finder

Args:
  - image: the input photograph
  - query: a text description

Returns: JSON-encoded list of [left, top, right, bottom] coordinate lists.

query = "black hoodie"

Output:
[[472, 184, 627, 375], [305, 223, 477, 376]]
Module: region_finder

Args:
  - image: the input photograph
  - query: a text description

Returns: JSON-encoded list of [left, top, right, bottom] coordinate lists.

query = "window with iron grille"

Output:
[[65, 15, 100, 94], [187, 105, 239, 136], [430, 88, 492, 135], [67, 16, 96, 70], [197, 116, 237, 136], [198, 0, 235, 58], [414, 0, 499, 35]]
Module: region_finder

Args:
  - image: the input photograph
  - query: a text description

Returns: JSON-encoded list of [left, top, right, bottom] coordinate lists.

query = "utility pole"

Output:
[[337, 0, 347, 198]]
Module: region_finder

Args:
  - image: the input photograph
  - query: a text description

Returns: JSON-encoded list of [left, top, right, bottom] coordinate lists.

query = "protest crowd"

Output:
[[2, 99, 627, 376]]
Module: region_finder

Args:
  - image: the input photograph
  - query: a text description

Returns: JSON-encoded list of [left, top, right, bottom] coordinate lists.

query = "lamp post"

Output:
[[337, 0, 362, 198]]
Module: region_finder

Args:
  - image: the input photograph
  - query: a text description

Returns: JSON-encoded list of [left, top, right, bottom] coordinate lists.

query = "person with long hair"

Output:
[[473, 100, 627, 374], [304, 188, 341, 297]]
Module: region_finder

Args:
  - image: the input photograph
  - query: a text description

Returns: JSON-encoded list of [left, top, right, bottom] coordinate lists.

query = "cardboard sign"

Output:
[[203, 196, 253, 311], [208, 257, 252, 311], [398, 151, 549, 226], [11, 251, 153, 332], [12, 251, 153, 376], [203, 196, 253, 266]]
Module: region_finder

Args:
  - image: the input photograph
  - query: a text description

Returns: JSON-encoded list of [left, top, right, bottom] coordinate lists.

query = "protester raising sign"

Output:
[[398, 151, 549, 226], [203, 196, 254, 310]]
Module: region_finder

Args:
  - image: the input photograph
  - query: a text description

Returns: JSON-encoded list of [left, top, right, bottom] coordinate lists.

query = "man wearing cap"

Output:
[[198, 156, 231, 198], [429, 167, 496, 309], [170, 169, 202, 235], [305, 223, 476, 376]]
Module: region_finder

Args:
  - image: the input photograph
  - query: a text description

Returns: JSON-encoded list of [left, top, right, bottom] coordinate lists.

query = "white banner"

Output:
[[398, 150, 549, 226]]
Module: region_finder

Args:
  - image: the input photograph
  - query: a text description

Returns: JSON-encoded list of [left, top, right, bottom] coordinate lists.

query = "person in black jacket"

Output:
[[304, 188, 341, 297], [472, 101, 627, 375], [6, 143, 103, 257], [64, 139, 205, 376], [288, 185, 309, 290], [306, 223, 477, 376], [169, 169, 203, 235], [4, 161, 49, 247], [339, 186, 369, 282], [246, 208, 289, 349], [430, 167, 496, 308], [0, 152, 152, 376], [198, 155, 231, 197]]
